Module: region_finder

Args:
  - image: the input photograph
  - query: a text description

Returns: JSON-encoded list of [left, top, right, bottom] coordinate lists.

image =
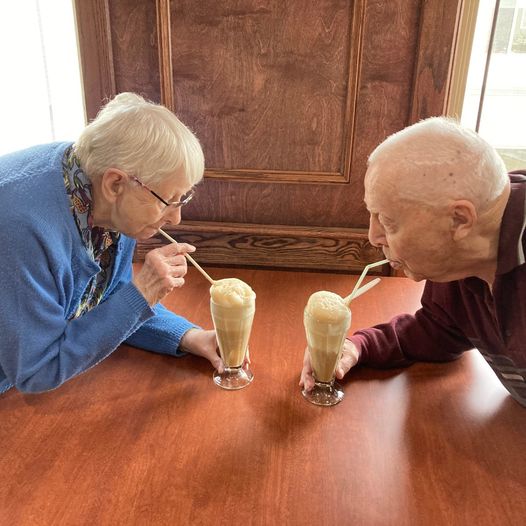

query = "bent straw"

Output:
[[343, 277, 381, 306], [158, 228, 217, 285], [346, 258, 389, 303]]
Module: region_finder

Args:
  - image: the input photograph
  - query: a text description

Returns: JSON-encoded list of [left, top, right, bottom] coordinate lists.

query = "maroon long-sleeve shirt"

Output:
[[350, 172, 526, 407]]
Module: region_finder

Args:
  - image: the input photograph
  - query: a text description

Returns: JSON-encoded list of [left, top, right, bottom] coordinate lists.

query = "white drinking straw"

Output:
[[158, 228, 217, 285], [344, 258, 389, 304], [343, 277, 381, 305]]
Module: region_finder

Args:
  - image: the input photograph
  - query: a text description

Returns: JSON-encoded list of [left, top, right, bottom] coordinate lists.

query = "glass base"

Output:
[[302, 379, 344, 406], [213, 366, 254, 390]]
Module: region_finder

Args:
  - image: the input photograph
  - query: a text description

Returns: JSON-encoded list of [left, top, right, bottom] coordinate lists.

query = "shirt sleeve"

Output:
[[350, 281, 474, 368], [125, 302, 199, 356], [110, 242, 200, 356], [0, 228, 155, 393]]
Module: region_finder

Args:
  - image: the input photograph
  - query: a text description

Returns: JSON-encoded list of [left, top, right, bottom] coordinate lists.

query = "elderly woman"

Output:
[[0, 92, 222, 394]]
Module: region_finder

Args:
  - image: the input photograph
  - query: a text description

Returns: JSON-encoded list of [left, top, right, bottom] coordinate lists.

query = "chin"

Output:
[[402, 268, 427, 282], [134, 229, 158, 241]]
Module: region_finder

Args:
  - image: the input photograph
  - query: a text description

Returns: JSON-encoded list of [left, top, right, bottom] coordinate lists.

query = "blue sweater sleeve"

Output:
[[125, 302, 199, 356], [109, 241, 199, 356], [0, 226, 155, 393]]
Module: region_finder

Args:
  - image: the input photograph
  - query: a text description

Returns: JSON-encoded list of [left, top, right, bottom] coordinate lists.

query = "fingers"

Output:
[[180, 329, 225, 372], [300, 369, 315, 392], [177, 242, 196, 254], [159, 241, 196, 256], [299, 347, 315, 392], [335, 341, 360, 379], [244, 348, 251, 365], [134, 244, 192, 304], [147, 248, 188, 277], [164, 254, 188, 271], [211, 353, 224, 374], [170, 277, 185, 288]]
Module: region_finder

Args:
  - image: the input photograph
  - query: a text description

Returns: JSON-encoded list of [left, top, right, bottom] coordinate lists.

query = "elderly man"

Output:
[[300, 117, 526, 407], [0, 92, 223, 394]]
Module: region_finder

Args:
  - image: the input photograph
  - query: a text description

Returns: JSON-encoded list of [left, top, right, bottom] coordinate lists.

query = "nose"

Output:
[[163, 206, 182, 226], [368, 214, 387, 247]]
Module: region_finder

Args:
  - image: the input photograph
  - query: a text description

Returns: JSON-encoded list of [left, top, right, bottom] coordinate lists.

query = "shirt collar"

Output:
[[496, 171, 526, 275]]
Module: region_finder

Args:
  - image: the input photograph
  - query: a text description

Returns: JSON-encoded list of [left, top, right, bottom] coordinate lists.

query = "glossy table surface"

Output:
[[1, 267, 525, 526]]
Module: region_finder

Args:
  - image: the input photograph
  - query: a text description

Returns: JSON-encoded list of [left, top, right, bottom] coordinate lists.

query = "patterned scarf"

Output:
[[62, 145, 120, 318]]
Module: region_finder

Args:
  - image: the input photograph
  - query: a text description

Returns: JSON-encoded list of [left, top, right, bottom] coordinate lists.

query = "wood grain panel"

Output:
[[410, 0, 463, 121], [166, 0, 363, 181], [108, 0, 161, 101], [156, 0, 175, 110], [181, 0, 423, 229], [134, 221, 387, 273], [2, 269, 525, 525], [74, 0, 116, 120], [75, 0, 461, 272], [350, 0, 421, 172]]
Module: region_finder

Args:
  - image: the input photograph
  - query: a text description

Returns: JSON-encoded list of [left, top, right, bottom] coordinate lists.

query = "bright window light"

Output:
[[462, 0, 526, 170], [0, 0, 85, 156]]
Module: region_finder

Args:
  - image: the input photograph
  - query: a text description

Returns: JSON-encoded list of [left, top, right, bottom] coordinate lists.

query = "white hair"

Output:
[[74, 92, 204, 186], [367, 116, 508, 209]]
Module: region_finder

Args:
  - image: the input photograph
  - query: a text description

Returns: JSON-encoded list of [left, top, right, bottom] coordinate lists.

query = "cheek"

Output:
[[135, 203, 162, 221], [386, 232, 420, 261]]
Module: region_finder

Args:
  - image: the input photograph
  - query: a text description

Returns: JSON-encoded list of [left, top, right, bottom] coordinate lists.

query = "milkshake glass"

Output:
[[302, 291, 351, 406], [210, 278, 256, 390]]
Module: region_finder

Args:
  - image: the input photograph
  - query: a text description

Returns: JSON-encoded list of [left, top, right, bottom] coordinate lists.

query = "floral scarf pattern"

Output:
[[62, 145, 120, 319]]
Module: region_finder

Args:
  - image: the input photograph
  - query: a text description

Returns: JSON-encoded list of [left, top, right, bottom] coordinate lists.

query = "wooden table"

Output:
[[1, 267, 525, 526]]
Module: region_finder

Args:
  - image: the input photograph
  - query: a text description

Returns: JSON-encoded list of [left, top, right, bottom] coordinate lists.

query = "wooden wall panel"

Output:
[[108, 0, 161, 102], [410, 0, 463, 121], [74, 0, 115, 120], [75, 0, 463, 273], [133, 220, 388, 274], [166, 0, 357, 180]]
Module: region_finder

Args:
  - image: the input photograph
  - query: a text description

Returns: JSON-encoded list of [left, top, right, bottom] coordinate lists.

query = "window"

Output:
[[460, 0, 526, 171], [0, 0, 85, 157]]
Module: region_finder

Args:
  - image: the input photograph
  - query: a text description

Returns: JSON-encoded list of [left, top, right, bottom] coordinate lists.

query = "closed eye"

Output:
[[378, 214, 396, 232]]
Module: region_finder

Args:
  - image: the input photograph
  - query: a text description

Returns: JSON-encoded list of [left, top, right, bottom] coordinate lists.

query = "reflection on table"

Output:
[[1, 267, 525, 526]]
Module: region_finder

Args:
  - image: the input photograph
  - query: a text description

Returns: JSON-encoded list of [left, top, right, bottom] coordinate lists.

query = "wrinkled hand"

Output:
[[133, 242, 196, 306], [180, 329, 252, 373], [299, 339, 360, 392], [180, 329, 224, 372]]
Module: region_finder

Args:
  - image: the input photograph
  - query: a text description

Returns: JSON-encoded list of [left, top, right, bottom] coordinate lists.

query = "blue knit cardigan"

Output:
[[0, 143, 195, 394]]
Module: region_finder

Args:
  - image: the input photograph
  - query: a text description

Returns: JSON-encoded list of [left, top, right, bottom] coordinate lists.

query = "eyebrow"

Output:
[[167, 188, 191, 202]]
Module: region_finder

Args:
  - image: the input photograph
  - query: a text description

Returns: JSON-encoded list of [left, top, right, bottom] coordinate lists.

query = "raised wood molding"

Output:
[[134, 221, 387, 273], [155, 1, 366, 184], [156, 0, 175, 111], [204, 168, 345, 184], [342, 0, 366, 186], [73, 0, 116, 121], [410, 0, 463, 122]]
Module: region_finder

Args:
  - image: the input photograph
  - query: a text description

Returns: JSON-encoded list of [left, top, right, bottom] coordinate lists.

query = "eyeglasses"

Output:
[[130, 175, 195, 209]]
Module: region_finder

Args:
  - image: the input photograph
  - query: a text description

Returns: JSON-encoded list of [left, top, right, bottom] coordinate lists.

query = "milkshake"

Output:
[[303, 291, 351, 405], [210, 278, 256, 389]]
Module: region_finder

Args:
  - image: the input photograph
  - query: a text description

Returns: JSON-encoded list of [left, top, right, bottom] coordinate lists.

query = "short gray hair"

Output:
[[74, 92, 204, 186], [367, 117, 508, 209]]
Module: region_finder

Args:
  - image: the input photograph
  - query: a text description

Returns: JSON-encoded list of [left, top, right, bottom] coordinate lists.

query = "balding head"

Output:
[[365, 117, 508, 212]]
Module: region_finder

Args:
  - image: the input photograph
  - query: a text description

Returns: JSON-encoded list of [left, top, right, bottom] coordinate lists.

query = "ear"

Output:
[[99, 168, 127, 204], [449, 200, 477, 241]]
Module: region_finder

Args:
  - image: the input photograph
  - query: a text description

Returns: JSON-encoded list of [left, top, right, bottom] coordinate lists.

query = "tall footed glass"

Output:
[[302, 291, 351, 406], [210, 278, 256, 390]]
